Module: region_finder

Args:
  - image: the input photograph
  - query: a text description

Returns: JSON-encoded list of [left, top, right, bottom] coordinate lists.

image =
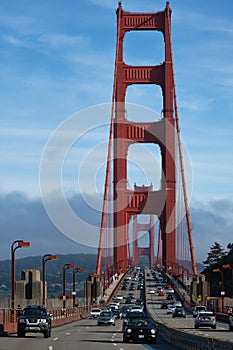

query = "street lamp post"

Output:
[[63, 264, 75, 309], [11, 240, 30, 310], [213, 268, 225, 312], [72, 268, 84, 307], [42, 254, 58, 306]]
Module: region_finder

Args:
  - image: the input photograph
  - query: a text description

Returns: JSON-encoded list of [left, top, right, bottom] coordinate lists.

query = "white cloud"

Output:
[[3, 34, 29, 48], [39, 33, 88, 49]]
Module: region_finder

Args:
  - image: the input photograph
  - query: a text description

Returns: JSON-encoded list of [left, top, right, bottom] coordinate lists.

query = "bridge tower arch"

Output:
[[113, 2, 176, 273]]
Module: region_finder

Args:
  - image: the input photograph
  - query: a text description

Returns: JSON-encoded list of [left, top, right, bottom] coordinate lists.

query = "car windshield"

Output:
[[22, 308, 47, 316], [100, 311, 112, 317], [128, 318, 150, 326]]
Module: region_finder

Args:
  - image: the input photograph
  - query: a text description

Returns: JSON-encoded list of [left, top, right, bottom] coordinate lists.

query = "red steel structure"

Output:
[[132, 185, 155, 268], [113, 2, 175, 274], [96, 2, 197, 277]]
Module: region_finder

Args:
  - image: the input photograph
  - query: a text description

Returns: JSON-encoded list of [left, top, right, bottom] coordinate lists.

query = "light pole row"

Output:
[[11, 240, 84, 310]]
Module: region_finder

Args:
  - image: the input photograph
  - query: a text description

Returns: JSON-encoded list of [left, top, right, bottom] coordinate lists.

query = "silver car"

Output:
[[194, 311, 216, 329]]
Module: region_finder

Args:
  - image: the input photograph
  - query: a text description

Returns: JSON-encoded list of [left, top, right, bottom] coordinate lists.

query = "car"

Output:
[[174, 301, 182, 307], [130, 305, 144, 313], [192, 305, 206, 318], [89, 307, 102, 319], [159, 290, 165, 296], [125, 296, 133, 304], [172, 307, 186, 318], [17, 304, 52, 338], [112, 308, 122, 319], [167, 304, 176, 314], [229, 312, 233, 331], [97, 310, 116, 326], [120, 305, 131, 318], [167, 288, 175, 294], [116, 294, 124, 300], [135, 298, 144, 306], [122, 316, 157, 344], [166, 293, 174, 301], [194, 311, 216, 329], [148, 289, 155, 294], [160, 301, 168, 309], [122, 311, 146, 329], [112, 299, 120, 306]]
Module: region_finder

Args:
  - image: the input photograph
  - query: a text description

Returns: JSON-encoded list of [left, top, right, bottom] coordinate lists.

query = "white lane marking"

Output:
[[65, 332, 71, 335], [49, 346, 53, 350], [113, 343, 117, 346], [53, 338, 58, 341]]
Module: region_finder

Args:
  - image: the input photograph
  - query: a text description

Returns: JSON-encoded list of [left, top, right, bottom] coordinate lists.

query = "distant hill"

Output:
[[0, 253, 97, 296]]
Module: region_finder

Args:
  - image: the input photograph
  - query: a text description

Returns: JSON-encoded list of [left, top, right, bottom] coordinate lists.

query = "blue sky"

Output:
[[0, 0, 233, 262]]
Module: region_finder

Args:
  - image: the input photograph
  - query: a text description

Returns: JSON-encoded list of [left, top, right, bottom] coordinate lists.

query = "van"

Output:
[[193, 305, 206, 318]]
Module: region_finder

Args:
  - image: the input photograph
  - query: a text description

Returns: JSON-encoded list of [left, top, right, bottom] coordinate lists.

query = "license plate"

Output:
[[138, 335, 144, 338]]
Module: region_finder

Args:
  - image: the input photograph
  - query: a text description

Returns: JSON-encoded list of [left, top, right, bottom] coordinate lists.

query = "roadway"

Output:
[[144, 268, 233, 345], [2, 267, 232, 349], [2, 317, 181, 350]]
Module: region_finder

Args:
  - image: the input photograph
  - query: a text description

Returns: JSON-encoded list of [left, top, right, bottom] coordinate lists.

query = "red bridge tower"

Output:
[[113, 2, 176, 273]]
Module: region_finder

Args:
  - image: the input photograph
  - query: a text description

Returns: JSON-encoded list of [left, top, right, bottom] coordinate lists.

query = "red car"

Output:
[[159, 290, 165, 296]]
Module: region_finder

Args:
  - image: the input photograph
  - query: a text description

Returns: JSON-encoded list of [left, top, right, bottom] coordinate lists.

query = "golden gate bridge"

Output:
[[96, 2, 197, 280]]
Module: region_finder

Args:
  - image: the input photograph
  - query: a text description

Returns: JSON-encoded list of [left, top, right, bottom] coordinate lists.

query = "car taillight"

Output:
[[211, 317, 216, 321]]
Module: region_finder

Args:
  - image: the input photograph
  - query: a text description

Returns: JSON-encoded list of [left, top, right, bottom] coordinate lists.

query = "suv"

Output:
[[89, 307, 102, 319], [194, 311, 216, 329], [17, 304, 52, 338]]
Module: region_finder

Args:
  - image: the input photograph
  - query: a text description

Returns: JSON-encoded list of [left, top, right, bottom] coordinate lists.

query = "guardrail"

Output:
[[146, 274, 233, 350], [0, 306, 92, 335], [0, 273, 125, 336]]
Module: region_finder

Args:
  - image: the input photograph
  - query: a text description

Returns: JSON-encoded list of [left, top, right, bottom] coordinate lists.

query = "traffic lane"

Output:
[[49, 317, 182, 350], [2, 315, 181, 350], [147, 294, 232, 343]]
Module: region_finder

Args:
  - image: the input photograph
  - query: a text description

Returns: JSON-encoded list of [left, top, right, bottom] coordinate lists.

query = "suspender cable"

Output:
[[96, 3, 122, 275], [166, 3, 197, 275]]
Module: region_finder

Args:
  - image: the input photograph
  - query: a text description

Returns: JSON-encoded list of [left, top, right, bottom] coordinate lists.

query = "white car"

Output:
[[167, 288, 175, 294], [167, 304, 176, 314], [116, 294, 124, 300], [89, 308, 102, 319], [130, 305, 144, 313], [174, 301, 182, 307], [148, 290, 155, 294]]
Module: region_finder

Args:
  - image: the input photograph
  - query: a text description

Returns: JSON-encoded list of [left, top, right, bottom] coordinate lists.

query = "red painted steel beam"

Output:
[[113, 2, 176, 274]]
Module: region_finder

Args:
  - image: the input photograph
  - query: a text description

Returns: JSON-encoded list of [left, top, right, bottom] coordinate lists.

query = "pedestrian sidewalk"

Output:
[[102, 273, 124, 302]]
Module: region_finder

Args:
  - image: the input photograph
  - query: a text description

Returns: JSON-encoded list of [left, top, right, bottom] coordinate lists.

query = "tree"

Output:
[[227, 243, 233, 251], [203, 242, 227, 267]]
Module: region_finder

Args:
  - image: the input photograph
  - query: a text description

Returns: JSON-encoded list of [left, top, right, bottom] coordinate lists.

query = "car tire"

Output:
[[194, 325, 198, 329], [212, 325, 216, 329], [44, 329, 50, 338]]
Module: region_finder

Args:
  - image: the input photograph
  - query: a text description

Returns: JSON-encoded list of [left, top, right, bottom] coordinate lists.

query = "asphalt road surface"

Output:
[[2, 317, 181, 350]]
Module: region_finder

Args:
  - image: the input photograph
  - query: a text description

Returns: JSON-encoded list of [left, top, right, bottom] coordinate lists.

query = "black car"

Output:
[[122, 316, 157, 343], [166, 293, 174, 301], [17, 304, 52, 338], [160, 301, 168, 309], [122, 311, 146, 329]]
